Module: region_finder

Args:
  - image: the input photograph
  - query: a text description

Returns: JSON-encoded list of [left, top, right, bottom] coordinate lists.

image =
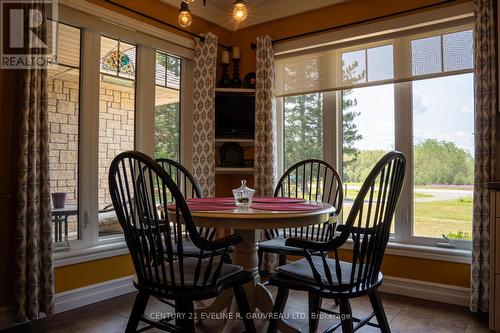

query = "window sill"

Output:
[[53, 241, 129, 268], [340, 240, 471, 264]]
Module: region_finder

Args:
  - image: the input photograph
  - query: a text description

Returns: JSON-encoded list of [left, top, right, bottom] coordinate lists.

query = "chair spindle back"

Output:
[[108, 151, 230, 295], [268, 159, 343, 241], [156, 158, 214, 241], [302, 152, 406, 293]]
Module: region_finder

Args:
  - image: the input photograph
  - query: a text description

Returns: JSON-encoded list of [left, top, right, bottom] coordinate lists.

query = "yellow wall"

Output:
[[0, 0, 473, 309], [55, 255, 134, 293]]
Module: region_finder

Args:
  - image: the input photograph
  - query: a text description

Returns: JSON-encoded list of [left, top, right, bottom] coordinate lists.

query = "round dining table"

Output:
[[186, 198, 335, 333]]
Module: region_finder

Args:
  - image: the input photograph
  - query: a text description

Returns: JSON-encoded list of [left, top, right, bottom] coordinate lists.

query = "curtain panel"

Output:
[[15, 1, 54, 321], [254, 35, 278, 197], [255, 35, 278, 272], [192, 33, 218, 198], [471, 0, 497, 313]]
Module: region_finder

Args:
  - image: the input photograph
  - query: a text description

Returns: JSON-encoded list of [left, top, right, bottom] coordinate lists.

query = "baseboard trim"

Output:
[[55, 275, 136, 313], [0, 275, 136, 330], [381, 275, 470, 306]]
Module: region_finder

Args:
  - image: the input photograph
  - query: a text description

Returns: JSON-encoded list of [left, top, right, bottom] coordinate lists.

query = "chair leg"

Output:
[[175, 299, 195, 332], [339, 298, 354, 333], [369, 290, 391, 333], [258, 249, 264, 273], [308, 292, 322, 333], [125, 292, 149, 333], [233, 285, 256, 333], [267, 286, 289, 333], [278, 254, 287, 266]]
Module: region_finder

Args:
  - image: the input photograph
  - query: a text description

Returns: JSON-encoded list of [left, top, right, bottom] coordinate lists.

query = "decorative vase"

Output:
[[52, 192, 67, 209], [218, 63, 231, 87], [231, 58, 242, 88]]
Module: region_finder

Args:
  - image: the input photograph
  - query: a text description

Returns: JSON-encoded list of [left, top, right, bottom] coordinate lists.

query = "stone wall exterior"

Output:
[[97, 85, 135, 210], [47, 76, 79, 206], [47, 74, 135, 239]]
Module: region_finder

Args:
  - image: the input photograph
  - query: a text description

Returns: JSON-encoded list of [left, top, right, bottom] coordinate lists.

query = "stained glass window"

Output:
[[100, 36, 136, 79]]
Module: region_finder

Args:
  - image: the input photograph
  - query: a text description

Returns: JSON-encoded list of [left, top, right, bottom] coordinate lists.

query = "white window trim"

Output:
[[276, 6, 475, 259], [54, 4, 194, 266], [340, 239, 471, 264]]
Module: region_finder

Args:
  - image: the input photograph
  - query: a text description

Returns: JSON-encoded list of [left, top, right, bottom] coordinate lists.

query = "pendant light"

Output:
[[232, 0, 248, 22], [177, 0, 248, 27], [178, 2, 192, 28]]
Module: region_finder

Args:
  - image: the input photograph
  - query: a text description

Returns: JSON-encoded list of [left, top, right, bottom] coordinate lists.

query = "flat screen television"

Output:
[[215, 92, 255, 139]]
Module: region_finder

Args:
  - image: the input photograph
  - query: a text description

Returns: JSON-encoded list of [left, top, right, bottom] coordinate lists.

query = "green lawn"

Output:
[[341, 195, 473, 240], [414, 197, 472, 239]]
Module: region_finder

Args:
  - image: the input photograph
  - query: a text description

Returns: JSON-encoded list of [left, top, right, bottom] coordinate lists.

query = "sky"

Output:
[[348, 73, 475, 156]]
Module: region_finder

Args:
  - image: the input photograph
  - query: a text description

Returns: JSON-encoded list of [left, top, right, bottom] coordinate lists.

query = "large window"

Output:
[[412, 74, 474, 240], [50, 6, 190, 256], [155, 52, 182, 161], [341, 84, 395, 230], [97, 36, 137, 238], [48, 22, 81, 245], [278, 20, 474, 250]]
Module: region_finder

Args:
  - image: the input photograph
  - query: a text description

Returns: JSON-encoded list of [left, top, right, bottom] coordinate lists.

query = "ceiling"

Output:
[[161, 0, 348, 31]]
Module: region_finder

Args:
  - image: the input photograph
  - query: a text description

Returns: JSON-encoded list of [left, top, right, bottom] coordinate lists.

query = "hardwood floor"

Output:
[[3, 288, 492, 333]]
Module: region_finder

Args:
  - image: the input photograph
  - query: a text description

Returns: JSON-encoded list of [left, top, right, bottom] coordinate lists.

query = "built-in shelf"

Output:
[[215, 138, 254, 146], [215, 167, 254, 174], [215, 88, 255, 93]]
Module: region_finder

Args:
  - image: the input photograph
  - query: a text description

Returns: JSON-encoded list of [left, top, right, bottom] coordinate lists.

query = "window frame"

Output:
[[277, 19, 474, 252], [53, 4, 194, 264]]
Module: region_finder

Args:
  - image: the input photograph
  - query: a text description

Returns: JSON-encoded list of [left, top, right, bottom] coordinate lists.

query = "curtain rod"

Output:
[[249, 0, 460, 49], [104, 0, 231, 50]]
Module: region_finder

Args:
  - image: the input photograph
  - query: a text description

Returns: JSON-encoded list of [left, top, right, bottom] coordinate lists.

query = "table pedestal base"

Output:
[[196, 229, 300, 333]]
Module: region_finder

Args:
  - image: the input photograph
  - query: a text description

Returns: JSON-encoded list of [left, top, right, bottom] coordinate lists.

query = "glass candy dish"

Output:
[[232, 180, 255, 207]]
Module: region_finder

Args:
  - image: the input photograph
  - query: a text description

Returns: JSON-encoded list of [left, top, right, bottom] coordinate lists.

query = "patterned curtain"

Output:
[[192, 33, 218, 198], [15, 1, 54, 321], [471, 0, 497, 313], [254, 35, 277, 197], [255, 36, 278, 272]]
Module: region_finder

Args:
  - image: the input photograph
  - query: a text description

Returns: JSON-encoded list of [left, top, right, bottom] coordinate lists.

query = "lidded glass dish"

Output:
[[232, 180, 255, 207]]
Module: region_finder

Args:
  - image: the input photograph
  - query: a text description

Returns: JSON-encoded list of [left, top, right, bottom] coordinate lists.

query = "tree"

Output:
[[414, 139, 473, 185], [154, 102, 180, 160], [154, 54, 181, 160], [345, 150, 388, 183], [283, 93, 323, 168], [283, 61, 363, 172], [341, 61, 364, 182]]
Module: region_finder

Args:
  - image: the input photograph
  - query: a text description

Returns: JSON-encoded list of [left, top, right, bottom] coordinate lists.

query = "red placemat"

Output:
[[187, 197, 234, 204], [168, 202, 237, 211], [188, 203, 236, 211], [253, 197, 306, 204], [250, 203, 323, 211]]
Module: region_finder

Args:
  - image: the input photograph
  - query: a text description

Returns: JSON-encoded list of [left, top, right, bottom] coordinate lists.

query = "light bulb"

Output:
[[232, 0, 248, 22], [178, 2, 192, 28], [183, 0, 195, 3]]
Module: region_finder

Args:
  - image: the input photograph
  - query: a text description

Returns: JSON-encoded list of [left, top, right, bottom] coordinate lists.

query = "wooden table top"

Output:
[[186, 200, 335, 230]]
